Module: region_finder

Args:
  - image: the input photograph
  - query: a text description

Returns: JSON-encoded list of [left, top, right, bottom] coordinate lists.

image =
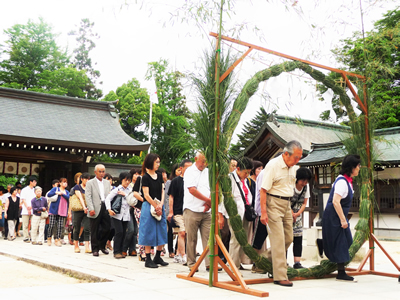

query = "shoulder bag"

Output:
[[234, 176, 256, 222], [46, 188, 59, 203], [111, 193, 123, 214]]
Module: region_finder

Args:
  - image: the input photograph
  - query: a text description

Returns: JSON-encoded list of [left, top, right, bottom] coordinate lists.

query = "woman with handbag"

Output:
[[122, 168, 140, 257], [47, 178, 70, 247], [4, 187, 21, 241], [105, 172, 132, 259], [218, 156, 254, 269], [132, 171, 146, 261], [139, 153, 168, 268], [70, 172, 91, 253]]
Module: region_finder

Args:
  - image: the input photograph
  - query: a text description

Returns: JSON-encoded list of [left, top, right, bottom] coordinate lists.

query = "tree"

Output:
[[230, 107, 272, 155], [319, 7, 400, 129], [0, 18, 68, 89], [103, 78, 157, 142], [68, 18, 103, 99], [28, 66, 90, 98], [146, 59, 194, 171]]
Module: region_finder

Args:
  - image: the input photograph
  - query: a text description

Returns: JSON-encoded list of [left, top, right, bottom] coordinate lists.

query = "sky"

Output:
[[0, 0, 398, 143]]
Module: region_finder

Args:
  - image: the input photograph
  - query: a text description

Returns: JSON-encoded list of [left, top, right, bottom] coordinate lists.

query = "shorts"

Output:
[[173, 214, 185, 233], [252, 216, 268, 250]]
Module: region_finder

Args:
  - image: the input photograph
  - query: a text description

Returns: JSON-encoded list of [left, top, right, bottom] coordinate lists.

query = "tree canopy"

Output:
[[103, 78, 156, 143], [0, 18, 68, 89], [0, 18, 102, 99], [319, 7, 400, 129], [146, 59, 194, 171], [230, 106, 272, 155], [68, 18, 103, 99]]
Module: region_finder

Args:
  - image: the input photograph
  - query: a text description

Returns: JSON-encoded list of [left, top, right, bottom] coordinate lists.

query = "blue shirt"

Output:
[[31, 196, 48, 216]]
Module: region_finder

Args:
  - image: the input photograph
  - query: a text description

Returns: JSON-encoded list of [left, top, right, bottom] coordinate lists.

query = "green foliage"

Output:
[[127, 155, 144, 165], [146, 59, 194, 171], [230, 107, 272, 155], [0, 175, 18, 188], [68, 18, 103, 99], [320, 7, 400, 128], [0, 174, 29, 188], [92, 154, 124, 164], [28, 66, 90, 98], [0, 18, 68, 89], [103, 78, 155, 142]]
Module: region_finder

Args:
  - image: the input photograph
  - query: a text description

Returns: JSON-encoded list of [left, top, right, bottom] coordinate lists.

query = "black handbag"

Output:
[[235, 177, 256, 222], [132, 176, 143, 210], [111, 194, 123, 214]]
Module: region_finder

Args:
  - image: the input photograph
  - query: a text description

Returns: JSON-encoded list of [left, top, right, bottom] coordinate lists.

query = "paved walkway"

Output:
[[0, 237, 399, 299]]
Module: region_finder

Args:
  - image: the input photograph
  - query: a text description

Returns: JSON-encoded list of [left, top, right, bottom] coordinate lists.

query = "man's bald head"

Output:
[[194, 152, 207, 171]]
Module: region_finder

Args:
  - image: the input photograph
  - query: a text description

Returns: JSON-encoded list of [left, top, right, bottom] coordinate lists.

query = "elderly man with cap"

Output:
[[260, 140, 303, 287], [30, 186, 48, 245]]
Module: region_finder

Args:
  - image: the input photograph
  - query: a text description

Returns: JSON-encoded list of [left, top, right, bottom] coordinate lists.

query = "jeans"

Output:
[[122, 209, 137, 253]]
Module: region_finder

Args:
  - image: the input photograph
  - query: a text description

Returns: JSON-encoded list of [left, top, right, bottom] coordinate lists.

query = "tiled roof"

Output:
[[0, 87, 150, 153], [299, 127, 400, 165]]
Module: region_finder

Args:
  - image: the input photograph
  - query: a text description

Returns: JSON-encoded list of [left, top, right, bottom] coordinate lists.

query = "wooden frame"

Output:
[[176, 33, 400, 297]]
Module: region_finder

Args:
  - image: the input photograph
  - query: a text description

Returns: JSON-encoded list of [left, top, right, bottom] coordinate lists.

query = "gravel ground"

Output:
[[0, 254, 86, 288]]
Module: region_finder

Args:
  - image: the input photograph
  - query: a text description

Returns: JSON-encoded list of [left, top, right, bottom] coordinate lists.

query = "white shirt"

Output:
[[294, 184, 310, 199], [105, 185, 131, 221], [254, 169, 265, 216], [20, 186, 35, 215], [96, 177, 105, 202], [183, 163, 210, 213], [219, 171, 253, 220], [333, 175, 353, 198]]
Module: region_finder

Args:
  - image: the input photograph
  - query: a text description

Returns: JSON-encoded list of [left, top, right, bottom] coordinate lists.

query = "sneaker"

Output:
[[31, 241, 38, 245], [23, 238, 30, 243], [61, 239, 67, 245], [293, 262, 305, 269], [173, 255, 182, 263], [38, 242, 43, 245], [182, 255, 187, 265]]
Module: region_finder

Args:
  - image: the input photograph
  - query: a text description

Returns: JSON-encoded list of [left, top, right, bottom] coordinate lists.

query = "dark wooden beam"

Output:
[[0, 148, 84, 163]]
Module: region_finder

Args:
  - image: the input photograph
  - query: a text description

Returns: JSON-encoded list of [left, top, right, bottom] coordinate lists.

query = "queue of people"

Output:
[[0, 145, 361, 284]]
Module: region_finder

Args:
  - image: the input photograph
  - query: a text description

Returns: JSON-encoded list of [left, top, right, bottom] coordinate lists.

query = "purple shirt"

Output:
[[31, 197, 48, 216]]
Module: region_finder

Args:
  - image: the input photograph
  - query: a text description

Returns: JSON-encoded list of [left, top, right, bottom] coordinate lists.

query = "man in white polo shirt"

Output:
[[20, 176, 37, 242], [183, 152, 212, 271]]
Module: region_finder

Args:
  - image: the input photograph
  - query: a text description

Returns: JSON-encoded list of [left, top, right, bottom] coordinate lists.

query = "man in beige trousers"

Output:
[[260, 140, 302, 287]]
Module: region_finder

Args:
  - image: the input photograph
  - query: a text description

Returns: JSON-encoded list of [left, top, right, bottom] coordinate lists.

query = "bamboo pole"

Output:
[[209, 0, 225, 286]]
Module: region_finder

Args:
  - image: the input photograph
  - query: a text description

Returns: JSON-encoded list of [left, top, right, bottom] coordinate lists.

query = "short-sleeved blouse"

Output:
[[142, 172, 163, 202]]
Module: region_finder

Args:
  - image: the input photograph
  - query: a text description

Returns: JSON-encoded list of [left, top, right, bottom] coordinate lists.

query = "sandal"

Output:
[[169, 253, 175, 258]]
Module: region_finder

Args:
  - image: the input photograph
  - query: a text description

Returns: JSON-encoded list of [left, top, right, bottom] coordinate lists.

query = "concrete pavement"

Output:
[[0, 236, 399, 299]]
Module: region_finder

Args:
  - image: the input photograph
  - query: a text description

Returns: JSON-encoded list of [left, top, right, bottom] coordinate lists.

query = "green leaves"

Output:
[[0, 18, 101, 99], [146, 59, 194, 171], [324, 7, 400, 128], [0, 18, 68, 89], [103, 78, 152, 142]]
